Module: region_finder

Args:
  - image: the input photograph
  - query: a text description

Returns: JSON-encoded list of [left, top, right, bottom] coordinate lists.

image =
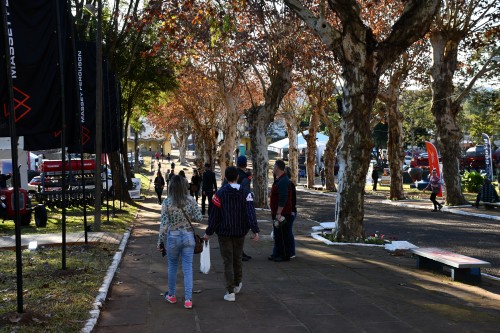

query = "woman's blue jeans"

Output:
[[166, 230, 195, 300]]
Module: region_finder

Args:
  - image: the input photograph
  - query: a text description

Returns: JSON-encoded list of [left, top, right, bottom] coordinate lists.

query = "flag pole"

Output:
[[1, 1, 23, 313]]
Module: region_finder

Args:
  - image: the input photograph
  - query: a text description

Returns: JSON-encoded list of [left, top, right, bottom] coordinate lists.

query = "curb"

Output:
[[81, 227, 132, 333]]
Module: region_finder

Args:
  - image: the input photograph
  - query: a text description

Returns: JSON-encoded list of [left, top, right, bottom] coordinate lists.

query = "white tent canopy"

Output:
[[268, 131, 329, 154]]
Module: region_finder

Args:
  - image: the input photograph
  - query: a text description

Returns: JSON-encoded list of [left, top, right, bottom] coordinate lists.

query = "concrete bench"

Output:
[[410, 247, 490, 283], [478, 201, 500, 209], [312, 185, 324, 190]]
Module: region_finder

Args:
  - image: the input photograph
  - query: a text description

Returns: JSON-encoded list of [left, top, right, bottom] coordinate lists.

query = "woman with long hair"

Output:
[[423, 168, 443, 212], [157, 175, 202, 309]]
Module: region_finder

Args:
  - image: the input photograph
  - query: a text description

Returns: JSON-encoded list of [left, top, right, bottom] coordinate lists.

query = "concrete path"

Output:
[[93, 197, 500, 333]]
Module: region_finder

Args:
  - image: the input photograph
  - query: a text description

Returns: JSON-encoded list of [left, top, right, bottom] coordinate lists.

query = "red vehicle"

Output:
[[0, 187, 32, 226], [410, 153, 441, 169], [460, 146, 500, 171]]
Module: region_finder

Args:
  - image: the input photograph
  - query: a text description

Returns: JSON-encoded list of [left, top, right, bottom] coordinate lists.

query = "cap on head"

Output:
[[237, 155, 247, 167]]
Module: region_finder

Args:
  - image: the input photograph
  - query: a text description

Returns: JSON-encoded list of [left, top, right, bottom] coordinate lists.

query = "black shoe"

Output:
[[242, 253, 252, 260], [273, 257, 290, 262], [268, 255, 275, 261], [242, 256, 249, 262], [431, 209, 438, 212]]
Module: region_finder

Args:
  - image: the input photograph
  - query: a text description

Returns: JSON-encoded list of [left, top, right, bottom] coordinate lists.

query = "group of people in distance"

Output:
[[156, 157, 297, 308]]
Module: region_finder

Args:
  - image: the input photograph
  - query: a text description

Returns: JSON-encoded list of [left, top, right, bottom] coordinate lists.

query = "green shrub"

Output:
[[462, 171, 485, 193]]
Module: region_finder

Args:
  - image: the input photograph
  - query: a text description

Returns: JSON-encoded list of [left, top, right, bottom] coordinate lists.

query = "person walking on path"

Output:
[[190, 169, 202, 202], [168, 169, 175, 185], [201, 163, 217, 216], [203, 166, 259, 302], [371, 166, 379, 191], [153, 171, 165, 204], [423, 168, 443, 212], [320, 167, 325, 187], [171, 161, 175, 171], [157, 175, 203, 309], [475, 178, 499, 208], [268, 160, 293, 262], [165, 169, 171, 188], [167, 152, 171, 162]]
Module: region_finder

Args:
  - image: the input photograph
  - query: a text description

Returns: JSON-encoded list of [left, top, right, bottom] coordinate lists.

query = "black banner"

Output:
[[0, 0, 75, 136], [65, 42, 120, 154]]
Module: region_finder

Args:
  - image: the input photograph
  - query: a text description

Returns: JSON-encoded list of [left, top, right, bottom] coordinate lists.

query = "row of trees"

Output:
[[83, 1, 498, 240]]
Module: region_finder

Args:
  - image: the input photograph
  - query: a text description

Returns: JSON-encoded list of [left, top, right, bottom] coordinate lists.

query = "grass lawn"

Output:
[[0, 161, 147, 332], [0, 244, 118, 332]]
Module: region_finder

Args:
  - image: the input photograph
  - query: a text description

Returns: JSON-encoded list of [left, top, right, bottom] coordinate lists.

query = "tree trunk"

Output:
[[218, 93, 239, 180], [133, 131, 139, 174], [173, 130, 189, 165], [429, 33, 467, 205], [334, 68, 379, 241], [108, 151, 132, 203], [319, 109, 339, 192], [178, 134, 188, 165], [304, 110, 320, 188], [285, 118, 298, 184], [387, 97, 405, 200], [193, 133, 204, 171], [248, 105, 272, 207]]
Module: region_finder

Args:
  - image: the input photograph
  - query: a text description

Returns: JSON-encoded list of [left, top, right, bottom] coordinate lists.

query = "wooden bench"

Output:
[[410, 247, 491, 283], [478, 201, 500, 209]]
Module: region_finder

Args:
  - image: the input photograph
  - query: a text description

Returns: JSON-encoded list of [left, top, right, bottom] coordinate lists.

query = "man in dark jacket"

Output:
[[371, 166, 379, 191], [269, 159, 292, 262], [201, 163, 217, 216], [475, 178, 499, 208], [204, 166, 259, 302]]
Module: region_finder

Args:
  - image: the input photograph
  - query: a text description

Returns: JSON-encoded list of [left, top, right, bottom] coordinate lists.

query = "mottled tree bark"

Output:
[[319, 109, 340, 192], [218, 92, 239, 179], [247, 55, 293, 208], [429, 33, 468, 206], [248, 105, 273, 207], [379, 61, 408, 200], [304, 110, 320, 188], [285, 118, 299, 184], [284, 0, 439, 240], [335, 69, 379, 240]]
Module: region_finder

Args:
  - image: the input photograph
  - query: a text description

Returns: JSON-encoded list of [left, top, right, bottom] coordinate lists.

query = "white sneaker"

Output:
[[234, 282, 242, 294], [224, 292, 235, 301]]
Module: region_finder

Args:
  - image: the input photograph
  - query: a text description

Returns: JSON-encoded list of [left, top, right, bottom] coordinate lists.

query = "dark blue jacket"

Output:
[[202, 169, 217, 192], [205, 184, 259, 237]]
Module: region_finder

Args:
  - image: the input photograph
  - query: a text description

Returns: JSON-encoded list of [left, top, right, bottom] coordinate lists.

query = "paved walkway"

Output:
[[2, 154, 499, 331], [93, 196, 500, 333]]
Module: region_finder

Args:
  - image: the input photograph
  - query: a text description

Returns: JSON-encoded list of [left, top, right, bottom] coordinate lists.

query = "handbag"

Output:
[[180, 207, 204, 254]]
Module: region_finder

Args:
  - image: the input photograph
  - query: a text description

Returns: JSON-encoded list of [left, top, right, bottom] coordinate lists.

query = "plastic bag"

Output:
[[200, 240, 210, 274]]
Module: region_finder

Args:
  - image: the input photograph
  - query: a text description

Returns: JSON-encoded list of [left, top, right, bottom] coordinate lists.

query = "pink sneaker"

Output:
[[165, 294, 177, 304], [184, 300, 193, 309]]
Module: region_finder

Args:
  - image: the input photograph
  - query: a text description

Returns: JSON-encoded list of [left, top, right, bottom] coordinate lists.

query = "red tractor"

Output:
[[0, 187, 33, 226]]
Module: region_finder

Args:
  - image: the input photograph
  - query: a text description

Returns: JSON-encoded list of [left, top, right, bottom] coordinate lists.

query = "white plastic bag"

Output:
[[200, 240, 210, 274]]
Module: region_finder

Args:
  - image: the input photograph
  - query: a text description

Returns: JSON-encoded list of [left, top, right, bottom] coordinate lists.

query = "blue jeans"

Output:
[[166, 230, 195, 300]]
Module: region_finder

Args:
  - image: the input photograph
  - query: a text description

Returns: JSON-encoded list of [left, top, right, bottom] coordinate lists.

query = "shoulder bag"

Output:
[[180, 207, 204, 254]]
